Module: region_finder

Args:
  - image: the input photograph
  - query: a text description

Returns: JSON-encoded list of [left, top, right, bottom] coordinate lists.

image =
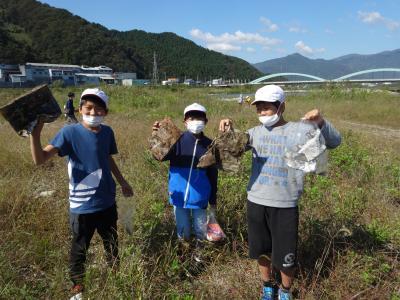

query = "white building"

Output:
[[74, 73, 116, 85], [80, 65, 113, 75], [212, 78, 224, 86], [0, 64, 22, 82], [16, 63, 115, 85], [20, 63, 82, 83], [74, 73, 101, 85], [113, 72, 137, 80], [114, 72, 137, 86]]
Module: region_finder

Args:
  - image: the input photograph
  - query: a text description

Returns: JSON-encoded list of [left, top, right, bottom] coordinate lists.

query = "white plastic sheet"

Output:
[[285, 123, 328, 174]]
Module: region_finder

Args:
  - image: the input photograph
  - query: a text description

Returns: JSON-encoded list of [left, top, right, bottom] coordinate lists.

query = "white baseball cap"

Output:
[[251, 84, 285, 105], [80, 88, 109, 108], [184, 103, 207, 116]]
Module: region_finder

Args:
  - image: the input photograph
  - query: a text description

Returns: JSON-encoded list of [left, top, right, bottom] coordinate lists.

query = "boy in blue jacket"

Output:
[[153, 103, 218, 242]]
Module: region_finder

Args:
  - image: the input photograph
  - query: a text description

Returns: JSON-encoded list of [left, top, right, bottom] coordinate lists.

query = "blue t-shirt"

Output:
[[51, 123, 118, 214]]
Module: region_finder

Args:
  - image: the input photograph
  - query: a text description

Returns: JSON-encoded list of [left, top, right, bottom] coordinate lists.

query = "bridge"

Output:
[[249, 68, 400, 85]]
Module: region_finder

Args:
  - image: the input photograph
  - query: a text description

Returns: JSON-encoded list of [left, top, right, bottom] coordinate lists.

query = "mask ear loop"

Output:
[[276, 102, 282, 116]]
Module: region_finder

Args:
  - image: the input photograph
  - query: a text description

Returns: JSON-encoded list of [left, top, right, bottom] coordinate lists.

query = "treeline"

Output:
[[0, 0, 261, 80]]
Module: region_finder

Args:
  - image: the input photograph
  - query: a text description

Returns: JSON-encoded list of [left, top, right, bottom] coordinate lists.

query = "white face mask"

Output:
[[82, 115, 104, 127], [259, 114, 280, 127], [186, 120, 205, 134], [258, 103, 282, 127]]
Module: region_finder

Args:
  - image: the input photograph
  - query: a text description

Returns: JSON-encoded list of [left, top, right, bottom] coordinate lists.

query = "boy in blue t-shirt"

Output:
[[30, 88, 133, 298]]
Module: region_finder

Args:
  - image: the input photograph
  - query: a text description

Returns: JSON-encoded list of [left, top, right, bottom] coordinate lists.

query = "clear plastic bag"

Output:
[[285, 122, 328, 175], [206, 208, 226, 242]]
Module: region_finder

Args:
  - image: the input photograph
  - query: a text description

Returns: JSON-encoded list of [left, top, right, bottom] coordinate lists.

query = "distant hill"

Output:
[[0, 0, 262, 80], [253, 49, 400, 79]]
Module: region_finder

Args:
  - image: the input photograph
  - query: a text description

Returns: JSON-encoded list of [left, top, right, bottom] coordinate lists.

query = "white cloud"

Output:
[[260, 17, 279, 32], [325, 29, 335, 34], [189, 28, 282, 55], [358, 11, 383, 23], [358, 11, 400, 30], [289, 26, 307, 33], [295, 41, 325, 56], [207, 43, 241, 52], [190, 28, 281, 46]]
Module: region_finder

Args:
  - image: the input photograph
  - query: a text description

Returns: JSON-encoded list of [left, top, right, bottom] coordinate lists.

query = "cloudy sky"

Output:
[[39, 0, 400, 63]]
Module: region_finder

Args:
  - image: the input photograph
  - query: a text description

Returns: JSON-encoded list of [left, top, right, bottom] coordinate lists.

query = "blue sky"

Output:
[[39, 0, 399, 64]]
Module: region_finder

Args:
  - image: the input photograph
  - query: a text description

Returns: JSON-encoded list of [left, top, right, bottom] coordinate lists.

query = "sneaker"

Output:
[[193, 239, 205, 263], [70, 284, 84, 300], [261, 286, 274, 300], [278, 288, 292, 300]]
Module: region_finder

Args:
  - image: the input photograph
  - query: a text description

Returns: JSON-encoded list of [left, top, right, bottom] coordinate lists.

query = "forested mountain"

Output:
[[253, 50, 400, 79], [0, 0, 262, 80]]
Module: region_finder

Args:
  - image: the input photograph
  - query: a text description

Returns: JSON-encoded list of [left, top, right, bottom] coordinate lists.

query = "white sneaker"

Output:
[[69, 284, 84, 300], [69, 292, 83, 300]]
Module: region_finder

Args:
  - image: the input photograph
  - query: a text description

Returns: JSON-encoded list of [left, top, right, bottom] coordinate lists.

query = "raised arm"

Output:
[[303, 109, 341, 149], [30, 121, 59, 165]]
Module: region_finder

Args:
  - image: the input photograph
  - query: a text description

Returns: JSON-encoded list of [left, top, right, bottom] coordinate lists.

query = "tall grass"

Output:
[[0, 85, 399, 299]]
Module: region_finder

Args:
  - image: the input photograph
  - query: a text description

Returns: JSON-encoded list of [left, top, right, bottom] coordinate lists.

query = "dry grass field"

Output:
[[0, 85, 399, 299]]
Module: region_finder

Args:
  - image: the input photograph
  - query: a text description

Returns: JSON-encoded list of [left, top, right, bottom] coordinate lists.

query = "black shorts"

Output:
[[247, 200, 299, 271]]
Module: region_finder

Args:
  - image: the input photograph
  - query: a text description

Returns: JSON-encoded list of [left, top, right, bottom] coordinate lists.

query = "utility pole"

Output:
[[152, 51, 159, 85]]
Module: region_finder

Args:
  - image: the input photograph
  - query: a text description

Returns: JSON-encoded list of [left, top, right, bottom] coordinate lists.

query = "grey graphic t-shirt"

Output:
[[246, 120, 341, 208]]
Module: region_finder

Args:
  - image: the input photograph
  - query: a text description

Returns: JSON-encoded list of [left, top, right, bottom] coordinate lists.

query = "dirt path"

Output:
[[335, 120, 400, 140]]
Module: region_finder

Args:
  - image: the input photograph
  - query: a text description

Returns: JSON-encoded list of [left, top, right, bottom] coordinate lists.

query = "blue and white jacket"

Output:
[[163, 131, 218, 209]]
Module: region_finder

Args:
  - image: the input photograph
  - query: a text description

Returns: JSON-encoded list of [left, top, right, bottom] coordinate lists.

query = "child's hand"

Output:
[[303, 109, 325, 128], [121, 182, 134, 197], [152, 121, 160, 131], [219, 119, 232, 132], [31, 119, 45, 137]]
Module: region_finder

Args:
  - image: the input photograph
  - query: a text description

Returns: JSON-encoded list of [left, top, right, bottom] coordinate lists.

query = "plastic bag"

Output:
[[285, 123, 328, 174], [206, 208, 226, 242]]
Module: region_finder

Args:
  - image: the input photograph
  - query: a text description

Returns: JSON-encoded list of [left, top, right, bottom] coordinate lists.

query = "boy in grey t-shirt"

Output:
[[219, 85, 341, 300]]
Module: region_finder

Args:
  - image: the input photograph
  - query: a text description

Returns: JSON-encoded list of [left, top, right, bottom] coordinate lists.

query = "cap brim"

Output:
[[251, 99, 284, 105], [80, 94, 108, 108], [80, 94, 102, 101], [184, 110, 206, 116], [251, 99, 273, 105]]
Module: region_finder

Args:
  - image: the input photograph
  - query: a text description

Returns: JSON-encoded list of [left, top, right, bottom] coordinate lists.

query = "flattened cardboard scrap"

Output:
[[149, 117, 182, 161], [0, 84, 61, 136], [198, 129, 249, 173]]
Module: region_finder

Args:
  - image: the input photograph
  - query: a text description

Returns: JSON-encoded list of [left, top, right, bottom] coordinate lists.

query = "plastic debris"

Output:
[[197, 128, 249, 173], [149, 117, 182, 161], [0, 84, 61, 137], [285, 124, 328, 174], [35, 190, 56, 198], [206, 208, 226, 242]]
